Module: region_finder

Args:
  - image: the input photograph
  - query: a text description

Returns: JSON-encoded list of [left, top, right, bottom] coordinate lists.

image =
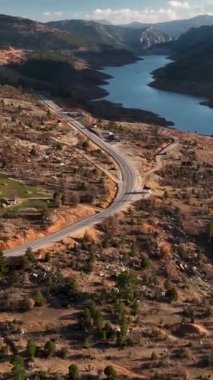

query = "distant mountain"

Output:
[[127, 15, 213, 38], [151, 25, 213, 107], [47, 19, 172, 53]]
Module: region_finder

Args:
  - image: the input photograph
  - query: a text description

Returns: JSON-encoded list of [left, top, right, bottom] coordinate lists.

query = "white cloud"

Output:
[[43, 11, 64, 18], [53, 11, 63, 17], [85, 7, 177, 24], [169, 1, 190, 9], [41, 1, 213, 23], [83, 1, 213, 24]]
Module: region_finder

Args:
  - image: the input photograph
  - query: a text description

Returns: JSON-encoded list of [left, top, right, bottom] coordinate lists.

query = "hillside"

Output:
[[0, 15, 141, 90], [0, 106, 212, 379], [151, 25, 213, 108], [0, 14, 95, 51], [0, 12, 212, 380]]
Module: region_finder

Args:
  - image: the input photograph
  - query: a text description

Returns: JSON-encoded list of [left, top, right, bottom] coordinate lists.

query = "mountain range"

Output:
[[126, 15, 213, 38], [47, 19, 172, 53], [1, 13, 213, 58], [0, 13, 172, 55]]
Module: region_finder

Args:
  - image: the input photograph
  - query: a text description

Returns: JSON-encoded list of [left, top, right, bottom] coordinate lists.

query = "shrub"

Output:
[[0, 251, 8, 275], [80, 192, 95, 204], [104, 365, 117, 380], [119, 311, 129, 343], [34, 291, 46, 307], [165, 287, 178, 303], [43, 340, 56, 358], [132, 300, 141, 315], [68, 364, 80, 380], [207, 220, 213, 241], [82, 140, 89, 150], [26, 339, 37, 360], [25, 247, 35, 262], [140, 255, 149, 269], [117, 271, 138, 301], [10, 355, 26, 380], [83, 336, 92, 349]]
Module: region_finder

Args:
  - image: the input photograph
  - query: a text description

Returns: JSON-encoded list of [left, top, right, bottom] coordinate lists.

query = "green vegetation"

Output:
[[165, 287, 178, 303], [68, 364, 80, 380], [104, 365, 118, 380], [116, 271, 138, 301], [51, 279, 79, 306], [81, 302, 104, 331], [43, 340, 56, 358], [117, 309, 130, 345], [34, 290, 46, 307], [26, 339, 37, 360], [10, 355, 26, 380], [1, 197, 53, 222], [207, 220, 213, 240], [25, 247, 35, 263], [0, 176, 49, 199], [0, 250, 8, 274]]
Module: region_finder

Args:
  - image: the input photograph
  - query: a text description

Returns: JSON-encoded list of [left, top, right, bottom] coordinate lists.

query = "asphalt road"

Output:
[[4, 98, 137, 257]]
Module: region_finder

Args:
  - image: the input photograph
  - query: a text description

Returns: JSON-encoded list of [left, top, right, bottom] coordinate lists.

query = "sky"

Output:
[[1, 0, 213, 24]]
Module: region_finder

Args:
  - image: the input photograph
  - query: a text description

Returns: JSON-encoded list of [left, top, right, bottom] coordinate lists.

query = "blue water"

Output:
[[100, 55, 213, 135]]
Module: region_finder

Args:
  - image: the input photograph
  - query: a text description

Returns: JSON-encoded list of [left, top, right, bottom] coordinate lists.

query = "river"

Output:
[[100, 55, 213, 135]]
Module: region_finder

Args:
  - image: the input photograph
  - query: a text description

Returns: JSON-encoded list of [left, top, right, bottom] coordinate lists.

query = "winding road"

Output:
[[4, 98, 178, 258], [4, 98, 138, 257]]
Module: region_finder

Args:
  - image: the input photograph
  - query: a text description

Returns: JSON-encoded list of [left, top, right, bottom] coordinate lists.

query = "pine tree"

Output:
[[26, 339, 37, 360], [10, 355, 26, 380], [104, 365, 117, 380], [68, 364, 80, 380]]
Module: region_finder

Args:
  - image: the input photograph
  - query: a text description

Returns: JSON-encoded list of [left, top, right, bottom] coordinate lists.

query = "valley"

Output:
[[0, 9, 212, 380]]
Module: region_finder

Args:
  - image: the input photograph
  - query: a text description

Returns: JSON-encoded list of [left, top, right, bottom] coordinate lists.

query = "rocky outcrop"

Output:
[[139, 26, 172, 49]]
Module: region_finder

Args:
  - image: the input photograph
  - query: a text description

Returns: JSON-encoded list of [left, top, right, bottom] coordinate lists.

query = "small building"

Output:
[[5, 197, 17, 206]]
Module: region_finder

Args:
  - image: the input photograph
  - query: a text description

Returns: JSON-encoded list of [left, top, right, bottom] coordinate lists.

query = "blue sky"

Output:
[[0, 0, 212, 23]]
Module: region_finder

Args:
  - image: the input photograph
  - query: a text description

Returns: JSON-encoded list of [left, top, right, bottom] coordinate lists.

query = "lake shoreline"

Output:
[[89, 99, 174, 127], [150, 76, 213, 111], [150, 56, 213, 114], [84, 56, 173, 127]]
